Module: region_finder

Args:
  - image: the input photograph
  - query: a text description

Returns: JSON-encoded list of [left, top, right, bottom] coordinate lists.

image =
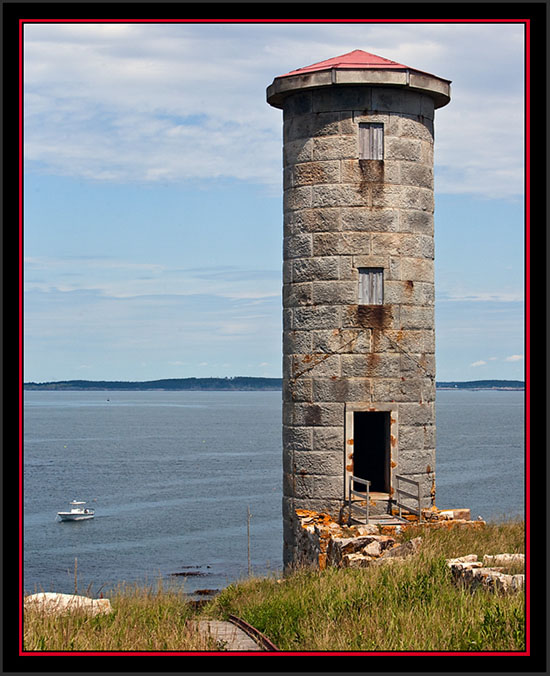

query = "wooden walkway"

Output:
[[196, 620, 263, 651]]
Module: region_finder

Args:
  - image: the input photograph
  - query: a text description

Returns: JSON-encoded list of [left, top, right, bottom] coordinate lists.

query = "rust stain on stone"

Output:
[[356, 304, 393, 330], [357, 159, 385, 210], [391, 460, 397, 468], [367, 352, 380, 374], [430, 473, 436, 506], [359, 159, 385, 183], [347, 439, 354, 445], [390, 435, 397, 448]]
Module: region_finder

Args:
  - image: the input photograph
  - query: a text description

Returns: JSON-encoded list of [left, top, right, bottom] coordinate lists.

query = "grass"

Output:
[[23, 581, 220, 652], [208, 518, 526, 652], [23, 519, 525, 652]]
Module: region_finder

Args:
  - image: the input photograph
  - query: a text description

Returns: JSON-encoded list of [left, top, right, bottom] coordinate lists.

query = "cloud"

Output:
[[24, 22, 524, 199], [24, 285, 281, 350], [437, 291, 524, 303], [469, 355, 523, 368], [24, 256, 281, 301]]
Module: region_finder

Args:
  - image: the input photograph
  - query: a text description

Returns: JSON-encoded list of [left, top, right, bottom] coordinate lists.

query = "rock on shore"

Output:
[[24, 592, 113, 616]]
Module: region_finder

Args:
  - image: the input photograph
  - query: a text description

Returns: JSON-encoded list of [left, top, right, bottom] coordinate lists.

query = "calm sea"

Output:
[[23, 389, 524, 597]]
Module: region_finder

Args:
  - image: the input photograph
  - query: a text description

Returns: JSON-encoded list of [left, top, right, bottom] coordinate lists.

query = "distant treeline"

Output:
[[23, 377, 283, 391], [436, 380, 524, 390], [24, 378, 524, 391]]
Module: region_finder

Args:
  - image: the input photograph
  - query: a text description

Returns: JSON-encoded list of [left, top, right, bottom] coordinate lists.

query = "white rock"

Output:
[[342, 553, 373, 568], [446, 554, 478, 565], [448, 561, 483, 575], [24, 593, 113, 616], [511, 574, 525, 591], [362, 540, 382, 557], [353, 525, 380, 536], [483, 553, 524, 567]]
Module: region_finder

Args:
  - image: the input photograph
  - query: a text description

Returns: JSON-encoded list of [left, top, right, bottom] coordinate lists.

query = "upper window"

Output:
[[358, 267, 384, 305], [359, 123, 384, 160]]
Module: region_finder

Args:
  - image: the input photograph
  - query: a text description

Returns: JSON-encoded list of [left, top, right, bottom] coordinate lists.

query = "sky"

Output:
[[23, 21, 526, 383]]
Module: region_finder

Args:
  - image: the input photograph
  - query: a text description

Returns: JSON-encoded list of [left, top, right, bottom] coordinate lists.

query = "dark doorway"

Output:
[[353, 411, 390, 493]]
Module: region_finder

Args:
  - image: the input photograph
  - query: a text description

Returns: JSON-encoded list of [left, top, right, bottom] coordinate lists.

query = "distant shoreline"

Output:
[[23, 378, 525, 392]]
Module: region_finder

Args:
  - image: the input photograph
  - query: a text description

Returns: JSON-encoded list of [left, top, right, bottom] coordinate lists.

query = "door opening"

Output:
[[353, 411, 390, 493]]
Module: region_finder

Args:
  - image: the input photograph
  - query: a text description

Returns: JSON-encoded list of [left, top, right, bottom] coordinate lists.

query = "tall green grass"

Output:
[[208, 519, 525, 651], [24, 581, 219, 652], [24, 519, 525, 652]]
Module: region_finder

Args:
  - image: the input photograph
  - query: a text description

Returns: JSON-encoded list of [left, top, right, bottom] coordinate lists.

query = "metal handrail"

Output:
[[348, 474, 423, 525], [347, 475, 371, 525], [394, 474, 422, 521]]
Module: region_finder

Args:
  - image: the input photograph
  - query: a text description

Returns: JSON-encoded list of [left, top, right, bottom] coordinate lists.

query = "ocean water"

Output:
[[23, 389, 525, 597]]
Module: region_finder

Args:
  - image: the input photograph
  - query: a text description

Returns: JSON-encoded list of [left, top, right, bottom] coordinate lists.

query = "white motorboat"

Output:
[[57, 500, 95, 522]]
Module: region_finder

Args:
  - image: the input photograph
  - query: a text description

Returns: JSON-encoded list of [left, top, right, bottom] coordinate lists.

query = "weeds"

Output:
[[24, 520, 525, 652], [207, 519, 526, 652], [23, 580, 219, 652]]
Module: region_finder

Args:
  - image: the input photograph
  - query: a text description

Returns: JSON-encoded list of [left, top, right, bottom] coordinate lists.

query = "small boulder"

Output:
[[342, 553, 374, 568], [362, 540, 382, 557], [483, 553, 524, 567], [353, 524, 380, 536], [24, 593, 112, 616], [380, 537, 422, 560], [511, 574, 525, 591], [447, 554, 479, 565]]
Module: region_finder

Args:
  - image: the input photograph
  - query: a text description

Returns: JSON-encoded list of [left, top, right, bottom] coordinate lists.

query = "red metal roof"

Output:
[[277, 49, 443, 80]]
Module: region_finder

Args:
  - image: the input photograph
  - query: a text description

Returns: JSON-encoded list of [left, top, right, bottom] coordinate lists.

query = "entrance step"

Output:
[[350, 514, 411, 526]]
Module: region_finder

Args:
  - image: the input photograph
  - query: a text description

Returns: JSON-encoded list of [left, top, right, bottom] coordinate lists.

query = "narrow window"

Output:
[[358, 267, 384, 305], [359, 123, 384, 160]]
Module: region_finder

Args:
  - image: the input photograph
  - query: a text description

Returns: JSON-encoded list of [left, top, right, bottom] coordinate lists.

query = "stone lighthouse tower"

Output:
[[266, 50, 451, 566]]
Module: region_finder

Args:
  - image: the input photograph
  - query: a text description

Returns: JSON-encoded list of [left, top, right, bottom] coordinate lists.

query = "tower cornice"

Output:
[[266, 49, 451, 110]]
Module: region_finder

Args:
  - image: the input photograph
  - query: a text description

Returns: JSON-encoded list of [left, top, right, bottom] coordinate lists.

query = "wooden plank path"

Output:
[[196, 620, 263, 651], [194, 615, 280, 651]]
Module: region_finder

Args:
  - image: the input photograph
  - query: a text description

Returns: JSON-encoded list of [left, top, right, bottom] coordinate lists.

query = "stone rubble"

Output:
[[483, 553, 525, 567], [293, 509, 524, 595], [293, 507, 486, 571], [446, 554, 525, 593]]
